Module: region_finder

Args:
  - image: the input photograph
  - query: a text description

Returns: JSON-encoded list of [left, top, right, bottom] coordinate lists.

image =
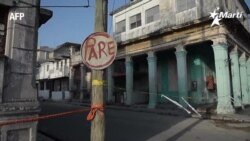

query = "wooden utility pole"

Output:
[[90, 0, 107, 141]]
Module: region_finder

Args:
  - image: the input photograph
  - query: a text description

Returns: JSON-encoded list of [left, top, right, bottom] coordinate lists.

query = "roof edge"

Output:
[[110, 0, 143, 16]]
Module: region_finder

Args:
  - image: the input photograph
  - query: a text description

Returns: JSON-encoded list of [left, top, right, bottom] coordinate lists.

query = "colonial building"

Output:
[[108, 0, 250, 114], [36, 42, 92, 102], [0, 0, 52, 141], [37, 46, 53, 64], [37, 42, 79, 101], [70, 44, 92, 102]]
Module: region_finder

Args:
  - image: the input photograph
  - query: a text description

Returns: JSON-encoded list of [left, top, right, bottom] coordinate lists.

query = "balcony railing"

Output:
[[37, 66, 70, 80], [114, 7, 197, 43], [71, 51, 82, 66]]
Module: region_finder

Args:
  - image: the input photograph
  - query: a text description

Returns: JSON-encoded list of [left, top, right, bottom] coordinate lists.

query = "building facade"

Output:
[[69, 44, 92, 102], [108, 0, 250, 114], [0, 0, 52, 141], [37, 46, 53, 64], [36, 42, 93, 102], [37, 43, 79, 101]]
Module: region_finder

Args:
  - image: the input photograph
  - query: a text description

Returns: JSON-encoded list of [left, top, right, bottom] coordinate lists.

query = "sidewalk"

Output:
[[209, 114, 250, 123], [45, 101, 250, 123], [208, 107, 250, 123]]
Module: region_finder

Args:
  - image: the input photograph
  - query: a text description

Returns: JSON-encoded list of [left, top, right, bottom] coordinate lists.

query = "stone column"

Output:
[[37, 82, 40, 90], [230, 47, 242, 107], [44, 81, 47, 90], [107, 64, 114, 103], [212, 40, 234, 114], [147, 51, 157, 108], [125, 56, 134, 105], [247, 58, 250, 104], [175, 45, 188, 106], [0, 57, 4, 103], [239, 53, 249, 105], [69, 67, 75, 99], [80, 64, 86, 102]]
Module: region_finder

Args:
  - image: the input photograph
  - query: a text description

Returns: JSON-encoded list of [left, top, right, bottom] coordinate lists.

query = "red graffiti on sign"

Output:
[[81, 32, 117, 70]]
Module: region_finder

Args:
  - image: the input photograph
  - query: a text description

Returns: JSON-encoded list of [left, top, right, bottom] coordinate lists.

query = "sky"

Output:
[[38, 0, 127, 48], [247, 0, 250, 7], [39, 0, 250, 48]]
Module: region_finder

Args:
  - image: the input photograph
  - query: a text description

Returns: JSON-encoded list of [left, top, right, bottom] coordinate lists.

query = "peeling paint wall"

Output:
[[187, 43, 216, 104], [113, 0, 224, 42], [158, 52, 178, 102]]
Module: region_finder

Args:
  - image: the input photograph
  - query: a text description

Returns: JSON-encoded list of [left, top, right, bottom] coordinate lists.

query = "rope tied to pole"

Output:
[[87, 104, 105, 121]]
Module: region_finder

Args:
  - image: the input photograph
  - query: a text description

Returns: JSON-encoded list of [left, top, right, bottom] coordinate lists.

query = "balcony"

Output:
[[71, 51, 82, 66], [37, 66, 70, 80], [114, 20, 162, 43], [114, 7, 197, 43]]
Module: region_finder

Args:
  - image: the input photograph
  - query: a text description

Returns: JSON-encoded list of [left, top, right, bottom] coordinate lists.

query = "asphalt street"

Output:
[[38, 102, 250, 141]]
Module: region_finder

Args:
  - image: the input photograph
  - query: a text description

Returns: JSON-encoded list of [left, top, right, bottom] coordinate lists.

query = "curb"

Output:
[[107, 106, 250, 123], [190, 114, 250, 123], [209, 115, 250, 123]]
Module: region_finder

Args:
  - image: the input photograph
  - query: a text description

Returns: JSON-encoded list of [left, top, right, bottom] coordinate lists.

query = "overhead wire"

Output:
[[12, 0, 91, 8], [12, 5, 92, 8]]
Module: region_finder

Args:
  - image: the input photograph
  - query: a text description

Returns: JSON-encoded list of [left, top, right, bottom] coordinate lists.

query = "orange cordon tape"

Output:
[[0, 108, 89, 126], [87, 104, 105, 121]]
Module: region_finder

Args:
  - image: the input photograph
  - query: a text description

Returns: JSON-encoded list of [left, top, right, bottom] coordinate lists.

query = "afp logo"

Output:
[[9, 12, 25, 21]]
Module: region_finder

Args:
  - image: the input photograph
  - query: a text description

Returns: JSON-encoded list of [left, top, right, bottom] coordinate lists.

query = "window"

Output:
[[225, 0, 228, 9], [45, 52, 49, 60], [130, 13, 141, 29], [40, 82, 44, 90], [75, 46, 80, 52], [0, 6, 8, 55], [65, 59, 67, 66], [0, 24, 5, 54], [56, 62, 59, 70], [115, 20, 126, 33], [47, 65, 49, 71], [176, 0, 196, 13], [146, 5, 160, 24]]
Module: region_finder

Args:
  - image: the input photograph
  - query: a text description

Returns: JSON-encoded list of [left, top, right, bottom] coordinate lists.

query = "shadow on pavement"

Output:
[[166, 119, 202, 141]]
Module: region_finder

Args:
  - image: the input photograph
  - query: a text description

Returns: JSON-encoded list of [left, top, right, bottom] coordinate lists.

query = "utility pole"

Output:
[[90, 0, 107, 141]]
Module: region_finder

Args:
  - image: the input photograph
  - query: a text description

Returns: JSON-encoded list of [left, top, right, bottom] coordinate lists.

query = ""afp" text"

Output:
[[9, 12, 25, 21]]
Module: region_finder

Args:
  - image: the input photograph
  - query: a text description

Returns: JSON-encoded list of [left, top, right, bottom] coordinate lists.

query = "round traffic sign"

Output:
[[81, 32, 117, 70]]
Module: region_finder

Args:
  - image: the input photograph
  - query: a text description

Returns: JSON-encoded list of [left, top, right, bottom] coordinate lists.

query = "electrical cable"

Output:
[[12, 0, 91, 8], [13, 5, 92, 8]]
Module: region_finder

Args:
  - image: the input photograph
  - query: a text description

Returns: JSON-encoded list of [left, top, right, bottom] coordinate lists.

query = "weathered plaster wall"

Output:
[[3, 0, 40, 101], [187, 44, 216, 104], [0, 0, 45, 140]]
